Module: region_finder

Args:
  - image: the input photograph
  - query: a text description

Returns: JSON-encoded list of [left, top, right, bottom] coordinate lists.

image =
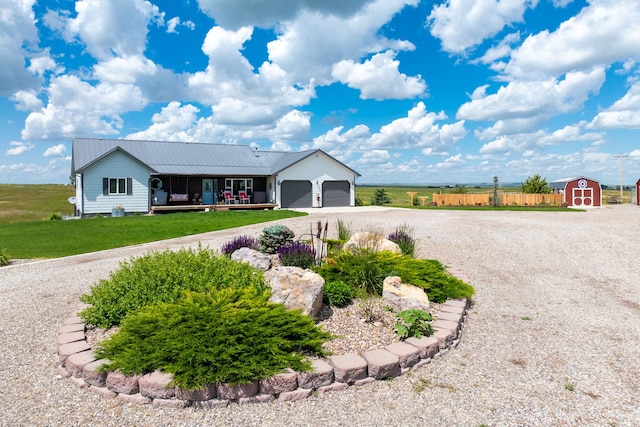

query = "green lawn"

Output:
[[0, 210, 306, 259]]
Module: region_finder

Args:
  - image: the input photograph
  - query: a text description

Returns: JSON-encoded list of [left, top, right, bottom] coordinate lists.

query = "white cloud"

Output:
[[266, 0, 418, 85], [479, 124, 604, 154], [63, 0, 164, 60], [503, 0, 640, 80], [457, 67, 606, 122], [367, 102, 467, 150], [166, 16, 196, 33], [196, 0, 373, 29], [332, 50, 426, 100], [126, 102, 200, 142], [0, 0, 39, 95], [28, 54, 63, 76], [10, 90, 43, 111], [428, 0, 537, 54], [22, 74, 147, 140], [43, 143, 66, 157], [589, 81, 640, 129], [6, 141, 34, 156]]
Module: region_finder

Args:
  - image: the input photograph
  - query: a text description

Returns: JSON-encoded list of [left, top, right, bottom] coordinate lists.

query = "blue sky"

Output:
[[1, 0, 639, 185]]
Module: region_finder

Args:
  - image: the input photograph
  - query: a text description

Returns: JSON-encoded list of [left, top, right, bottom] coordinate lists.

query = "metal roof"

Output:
[[71, 138, 359, 177]]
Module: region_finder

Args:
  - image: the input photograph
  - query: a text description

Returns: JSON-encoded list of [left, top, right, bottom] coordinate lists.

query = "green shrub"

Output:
[[371, 188, 391, 205], [336, 219, 351, 241], [259, 224, 295, 254], [315, 251, 474, 303], [79, 246, 267, 328], [0, 248, 10, 266], [394, 309, 433, 340], [323, 281, 354, 307], [96, 288, 332, 389], [277, 241, 315, 269], [45, 212, 63, 220]]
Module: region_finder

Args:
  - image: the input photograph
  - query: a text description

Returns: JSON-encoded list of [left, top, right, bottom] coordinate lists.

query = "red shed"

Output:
[[636, 178, 640, 205], [550, 177, 602, 207]]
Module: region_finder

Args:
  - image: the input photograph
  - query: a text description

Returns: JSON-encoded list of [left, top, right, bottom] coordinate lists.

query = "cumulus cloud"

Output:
[[43, 143, 66, 157], [60, 0, 164, 60], [10, 90, 43, 111], [332, 50, 426, 100], [6, 141, 34, 156], [589, 81, 640, 129], [0, 0, 40, 95], [479, 124, 604, 154], [126, 102, 200, 142], [167, 16, 196, 33], [428, 0, 537, 54], [196, 0, 373, 29], [502, 0, 640, 80], [457, 67, 606, 122]]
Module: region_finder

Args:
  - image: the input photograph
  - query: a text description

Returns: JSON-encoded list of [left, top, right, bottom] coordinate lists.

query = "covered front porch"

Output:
[[150, 202, 278, 213]]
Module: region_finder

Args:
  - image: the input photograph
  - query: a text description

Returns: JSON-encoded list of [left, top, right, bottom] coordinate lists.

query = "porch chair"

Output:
[[238, 190, 251, 204], [223, 190, 237, 204]]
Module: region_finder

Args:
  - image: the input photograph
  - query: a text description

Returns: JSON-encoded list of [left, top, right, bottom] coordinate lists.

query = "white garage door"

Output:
[[281, 180, 312, 208]]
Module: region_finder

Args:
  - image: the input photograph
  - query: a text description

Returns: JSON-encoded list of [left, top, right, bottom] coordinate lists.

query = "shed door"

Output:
[[281, 181, 312, 208], [322, 181, 350, 207]]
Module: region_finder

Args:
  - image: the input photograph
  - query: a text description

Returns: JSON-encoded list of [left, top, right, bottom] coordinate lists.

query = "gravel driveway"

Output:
[[1, 205, 639, 427]]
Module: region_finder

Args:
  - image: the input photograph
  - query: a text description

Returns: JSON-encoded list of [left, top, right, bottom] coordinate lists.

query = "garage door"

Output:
[[322, 181, 350, 207], [281, 180, 312, 208]]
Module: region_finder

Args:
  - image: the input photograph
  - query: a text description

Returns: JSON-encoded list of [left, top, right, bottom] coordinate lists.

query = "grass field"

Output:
[[0, 184, 75, 224]]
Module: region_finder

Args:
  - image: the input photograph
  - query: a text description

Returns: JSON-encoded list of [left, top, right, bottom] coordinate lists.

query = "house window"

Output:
[[103, 177, 133, 195], [225, 178, 253, 195]]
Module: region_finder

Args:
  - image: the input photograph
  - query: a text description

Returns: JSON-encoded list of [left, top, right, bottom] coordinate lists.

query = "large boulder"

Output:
[[264, 267, 324, 318], [343, 232, 401, 254], [382, 276, 430, 312], [231, 247, 272, 271]]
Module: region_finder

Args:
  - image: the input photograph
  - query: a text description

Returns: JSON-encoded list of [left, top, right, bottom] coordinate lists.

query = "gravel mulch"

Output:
[[2, 205, 640, 426]]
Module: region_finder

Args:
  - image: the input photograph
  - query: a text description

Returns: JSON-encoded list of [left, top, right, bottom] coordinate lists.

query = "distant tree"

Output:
[[452, 185, 467, 194], [371, 188, 391, 205], [521, 174, 551, 194]]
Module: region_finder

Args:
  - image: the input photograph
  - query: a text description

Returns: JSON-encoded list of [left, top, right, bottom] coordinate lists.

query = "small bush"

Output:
[[259, 224, 295, 254], [371, 188, 391, 205], [356, 297, 385, 323], [388, 224, 416, 257], [336, 219, 351, 241], [278, 241, 315, 269], [45, 212, 63, 221], [394, 309, 433, 340], [79, 246, 267, 328], [323, 281, 354, 307], [0, 248, 10, 267], [221, 235, 259, 255], [96, 288, 333, 389]]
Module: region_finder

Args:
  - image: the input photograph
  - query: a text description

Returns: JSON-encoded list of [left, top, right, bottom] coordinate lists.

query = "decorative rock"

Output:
[[192, 399, 229, 409], [264, 266, 324, 318], [439, 304, 465, 316], [437, 311, 463, 323], [175, 384, 217, 401], [139, 371, 175, 399], [278, 388, 313, 402], [382, 276, 430, 312], [317, 382, 349, 393], [343, 232, 401, 254], [362, 349, 400, 380], [217, 381, 259, 400], [231, 247, 272, 271], [57, 331, 86, 345], [432, 319, 459, 333], [384, 342, 421, 368], [259, 369, 298, 395], [152, 398, 188, 408], [82, 359, 110, 387], [297, 359, 334, 389], [63, 316, 83, 325], [433, 329, 456, 348], [353, 377, 376, 387], [58, 323, 85, 334], [118, 393, 151, 405], [89, 385, 117, 398], [329, 353, 368, 384], [58, 340, 91, 363], [65, 350, 97, 377], [239, 394, 276, 404], [106, 371, 141, 394], [405, 336, 440, 359]]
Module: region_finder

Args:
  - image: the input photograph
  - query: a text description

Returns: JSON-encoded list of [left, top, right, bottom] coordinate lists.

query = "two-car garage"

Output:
[[280, 180, 351, 208]]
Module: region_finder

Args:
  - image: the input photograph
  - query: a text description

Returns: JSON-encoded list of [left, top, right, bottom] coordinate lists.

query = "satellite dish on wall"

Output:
[[67, 196, 76, 204]]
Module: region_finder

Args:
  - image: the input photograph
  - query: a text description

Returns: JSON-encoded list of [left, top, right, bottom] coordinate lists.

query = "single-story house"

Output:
[[550, 177, 602, 207], [71, 138, 360, 216]]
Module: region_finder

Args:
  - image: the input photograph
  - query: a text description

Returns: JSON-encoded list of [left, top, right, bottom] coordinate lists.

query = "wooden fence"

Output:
[[432, 193, 563, 206]]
